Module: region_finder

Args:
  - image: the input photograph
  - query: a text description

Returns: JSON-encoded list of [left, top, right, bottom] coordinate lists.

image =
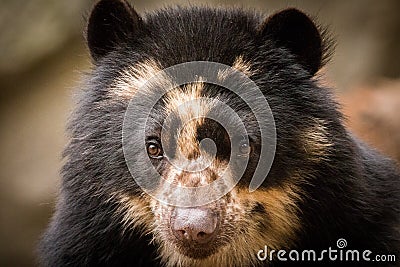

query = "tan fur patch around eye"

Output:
[[217, 55, 255, 82], [232, 55, 253, 76], [164, 81, 205, 117], [110, 58, 167, 98], [302, 118, 334, 162], [176, 118, 203, 160], [163, 82, 209, 160]]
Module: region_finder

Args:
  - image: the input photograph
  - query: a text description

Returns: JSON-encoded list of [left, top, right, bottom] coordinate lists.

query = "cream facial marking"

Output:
[[110, 58, 165, 98], [218, 55, 254, 81], [302, 118, 333, 161], [152, 182, 303, 267]]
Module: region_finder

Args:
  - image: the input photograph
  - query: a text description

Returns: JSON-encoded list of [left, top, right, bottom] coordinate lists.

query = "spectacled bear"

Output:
[[38, 0, 400, 266]]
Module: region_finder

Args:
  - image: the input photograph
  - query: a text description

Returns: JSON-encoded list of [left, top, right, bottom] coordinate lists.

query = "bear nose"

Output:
[[171, 207, 219, 244]]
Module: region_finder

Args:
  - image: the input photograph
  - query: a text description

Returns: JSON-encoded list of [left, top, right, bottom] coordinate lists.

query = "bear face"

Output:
[[39, 1, 400, 266]]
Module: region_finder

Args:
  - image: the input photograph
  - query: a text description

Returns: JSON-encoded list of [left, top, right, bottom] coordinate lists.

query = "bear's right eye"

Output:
[[146, 140, 163, 159]]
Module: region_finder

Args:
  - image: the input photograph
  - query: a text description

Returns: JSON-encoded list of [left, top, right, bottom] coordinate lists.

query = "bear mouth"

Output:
[[167, 226, 224, 259], [174, 243, 221, 259]]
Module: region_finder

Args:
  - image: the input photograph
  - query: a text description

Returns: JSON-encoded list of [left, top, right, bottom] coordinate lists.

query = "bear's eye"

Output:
[[146, 140, 163, 159], [238, 141, 251, 157]]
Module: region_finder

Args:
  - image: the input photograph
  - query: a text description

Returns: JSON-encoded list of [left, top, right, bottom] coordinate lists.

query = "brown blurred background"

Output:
[[0, 0, 399, 266]]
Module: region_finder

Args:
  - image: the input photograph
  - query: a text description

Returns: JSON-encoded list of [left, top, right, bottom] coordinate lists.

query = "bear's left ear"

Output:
[[258, 8, 324, 75], [86, 0, 143, 61]]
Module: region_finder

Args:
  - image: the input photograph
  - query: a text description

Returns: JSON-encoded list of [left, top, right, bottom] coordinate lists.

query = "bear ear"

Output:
[[86, 0, 143, 61], [258, 8, 323, 75]]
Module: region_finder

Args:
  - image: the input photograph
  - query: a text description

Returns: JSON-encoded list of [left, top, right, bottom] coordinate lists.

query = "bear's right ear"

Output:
[[86, 0, 142, 61]]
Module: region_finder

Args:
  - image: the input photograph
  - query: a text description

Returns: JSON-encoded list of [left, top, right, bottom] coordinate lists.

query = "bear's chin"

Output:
[[166, 236, 223, 259], [174, 246, 219, 259]]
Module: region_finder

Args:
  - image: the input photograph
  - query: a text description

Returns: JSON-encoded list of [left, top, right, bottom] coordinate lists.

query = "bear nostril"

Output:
[[171, 207, 219, 245], [172, 226, 215, 244], [196, 231, 210, 242], [175, 229, 187, 239], [197, 231, 206, 238]]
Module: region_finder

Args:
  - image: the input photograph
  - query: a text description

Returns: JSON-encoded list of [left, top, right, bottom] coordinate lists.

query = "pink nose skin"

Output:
[[171, 207, 219, 245]]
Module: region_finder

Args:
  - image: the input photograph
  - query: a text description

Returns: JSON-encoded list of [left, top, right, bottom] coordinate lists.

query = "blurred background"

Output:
[[0, 0, 399, 265]]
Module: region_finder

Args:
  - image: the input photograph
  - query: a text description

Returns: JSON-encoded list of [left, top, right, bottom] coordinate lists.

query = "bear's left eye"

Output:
[[146, 140, 163, 159], [238, 140, 251, 157]]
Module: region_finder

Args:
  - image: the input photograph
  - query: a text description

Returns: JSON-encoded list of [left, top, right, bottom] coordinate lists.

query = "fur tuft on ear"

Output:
[[86, 0, 143, 61], [259, 8, 333, 75]]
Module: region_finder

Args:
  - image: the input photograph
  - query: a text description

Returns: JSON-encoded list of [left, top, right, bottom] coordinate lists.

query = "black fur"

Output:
[[39, 1, 400, 266]]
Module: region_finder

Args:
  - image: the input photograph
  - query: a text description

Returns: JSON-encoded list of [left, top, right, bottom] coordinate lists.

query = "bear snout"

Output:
[[170, 207, 220, 246]]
